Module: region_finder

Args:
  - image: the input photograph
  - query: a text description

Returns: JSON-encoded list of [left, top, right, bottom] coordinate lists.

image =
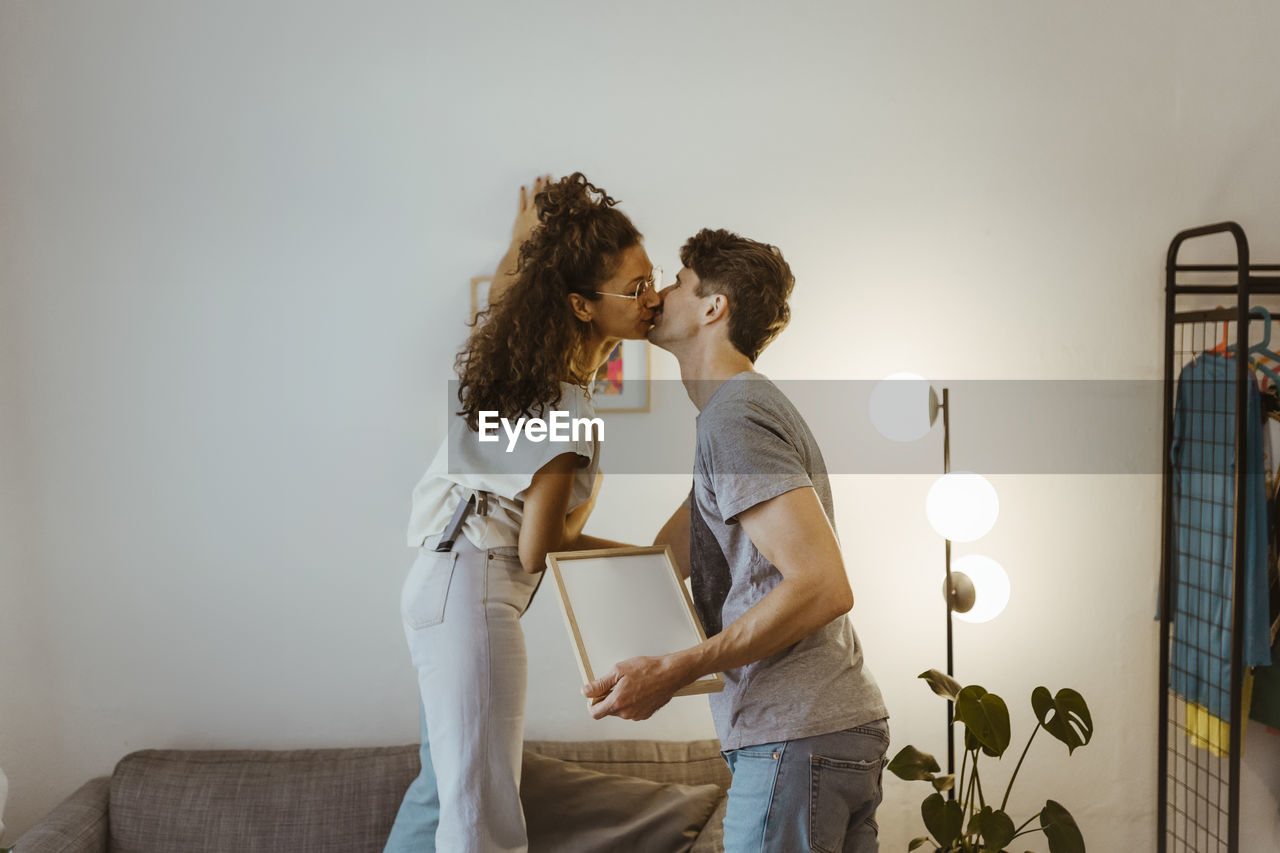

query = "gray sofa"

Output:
[[14, 739, 729, 853]]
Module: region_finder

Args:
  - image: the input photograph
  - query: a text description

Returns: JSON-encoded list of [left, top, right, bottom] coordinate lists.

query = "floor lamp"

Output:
[[870, 376, 1010, 797]]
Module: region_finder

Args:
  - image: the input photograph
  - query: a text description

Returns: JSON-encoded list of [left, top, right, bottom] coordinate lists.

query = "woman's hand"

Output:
[[489, 174, 551, 307], [512, 175, 549, 246]]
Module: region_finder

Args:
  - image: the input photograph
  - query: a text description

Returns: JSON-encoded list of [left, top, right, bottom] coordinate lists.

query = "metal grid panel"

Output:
[[1164, 319, 1238, 853], [1158, 223, 1270, 853]]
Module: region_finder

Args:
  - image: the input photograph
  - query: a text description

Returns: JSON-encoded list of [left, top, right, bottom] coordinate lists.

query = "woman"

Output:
[[384, 173, 660, 852]]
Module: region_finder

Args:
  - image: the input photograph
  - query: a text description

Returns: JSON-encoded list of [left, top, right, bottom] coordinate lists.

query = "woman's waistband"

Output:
[[420, 532, 519, 558]]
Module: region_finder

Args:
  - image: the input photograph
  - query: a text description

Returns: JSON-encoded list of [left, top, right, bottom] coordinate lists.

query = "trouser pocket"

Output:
[[809, 754, 885, 851], [808, 722, 890, 852], [402, 550, 459, 629]]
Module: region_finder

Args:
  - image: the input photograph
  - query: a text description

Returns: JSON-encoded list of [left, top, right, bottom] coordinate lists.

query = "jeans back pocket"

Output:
[[402, 550, 459, 629]]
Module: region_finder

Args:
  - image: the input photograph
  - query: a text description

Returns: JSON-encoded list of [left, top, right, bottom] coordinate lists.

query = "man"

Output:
[[583, 229, 889, 852]]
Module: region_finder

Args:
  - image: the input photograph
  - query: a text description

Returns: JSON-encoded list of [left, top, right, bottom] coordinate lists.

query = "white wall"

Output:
[[2, 0, 1280, 849]]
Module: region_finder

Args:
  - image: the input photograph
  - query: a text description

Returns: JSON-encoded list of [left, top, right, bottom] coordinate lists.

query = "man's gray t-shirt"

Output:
[[691, 372, 887, 750]]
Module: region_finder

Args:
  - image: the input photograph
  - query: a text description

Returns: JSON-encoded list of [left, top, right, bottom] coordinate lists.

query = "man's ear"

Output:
[[569, 293, 594, 323], [703, 294, 727, 323]]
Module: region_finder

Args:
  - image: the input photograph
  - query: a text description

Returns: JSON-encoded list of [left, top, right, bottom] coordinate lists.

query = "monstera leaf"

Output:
[[919, 668, 963, 701], [1032, 687, 1094, 754], [1041, 800, 1085, 853], [955, 685, 1011, 758], [888, 744, 941, 781], [922, 792, 964, 849], [896, 673, 1092, 853], [968, 805, 1016, 851], [963, 725, 1005, 758]]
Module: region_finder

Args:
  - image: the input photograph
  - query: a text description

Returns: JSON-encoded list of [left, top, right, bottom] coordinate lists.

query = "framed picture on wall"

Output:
[[592, 340, 649, 412], [469, 276, 492, 323], [545, 546, 723, 700]]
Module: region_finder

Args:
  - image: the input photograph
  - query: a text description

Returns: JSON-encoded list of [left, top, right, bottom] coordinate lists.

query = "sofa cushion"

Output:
[[108, 746, 417, 853], [105, 743, 724, 853], [521, 751, 722, 853], [525, 738, 731, 789]]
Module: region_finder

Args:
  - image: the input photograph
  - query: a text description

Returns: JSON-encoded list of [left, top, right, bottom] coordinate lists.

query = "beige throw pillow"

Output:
[[521, 750, 723, 853]]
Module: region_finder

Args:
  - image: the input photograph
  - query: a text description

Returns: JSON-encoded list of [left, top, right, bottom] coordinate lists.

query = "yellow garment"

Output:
[[1185, 671, 1256, 757]]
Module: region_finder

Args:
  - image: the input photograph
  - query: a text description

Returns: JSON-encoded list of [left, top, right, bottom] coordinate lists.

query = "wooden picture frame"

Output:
[[545, 546, 723, 699], [469, 276, 492, 323]]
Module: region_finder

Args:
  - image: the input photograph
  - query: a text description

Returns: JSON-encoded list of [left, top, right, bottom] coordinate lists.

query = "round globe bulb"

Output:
[[926, 472, 999, 542], [869, 373, 936, 442], [951, 555, 1011, 623]]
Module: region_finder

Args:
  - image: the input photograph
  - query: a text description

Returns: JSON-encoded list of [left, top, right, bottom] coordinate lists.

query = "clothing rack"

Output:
[[1159, 222, 1280, 853]]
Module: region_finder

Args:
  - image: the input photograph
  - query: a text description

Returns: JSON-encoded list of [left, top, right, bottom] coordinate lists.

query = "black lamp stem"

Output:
[[942, 387, 956, 800]]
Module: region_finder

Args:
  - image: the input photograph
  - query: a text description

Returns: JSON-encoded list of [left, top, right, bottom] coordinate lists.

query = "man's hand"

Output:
[[582, 654, 693, 721]]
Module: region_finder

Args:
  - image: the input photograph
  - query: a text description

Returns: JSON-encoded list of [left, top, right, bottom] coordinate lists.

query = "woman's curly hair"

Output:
[[456, 173, 641, 429]]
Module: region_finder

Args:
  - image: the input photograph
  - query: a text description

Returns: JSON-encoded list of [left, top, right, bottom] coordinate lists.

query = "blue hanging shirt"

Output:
[[1170, 353, 1273, 719]]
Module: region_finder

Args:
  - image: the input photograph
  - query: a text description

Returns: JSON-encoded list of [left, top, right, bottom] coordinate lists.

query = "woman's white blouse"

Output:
[[406, 382, 601, 550]]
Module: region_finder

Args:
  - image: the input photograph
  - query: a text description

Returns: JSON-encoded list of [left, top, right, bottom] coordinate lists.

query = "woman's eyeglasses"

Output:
[[596, 267, 662, 301]]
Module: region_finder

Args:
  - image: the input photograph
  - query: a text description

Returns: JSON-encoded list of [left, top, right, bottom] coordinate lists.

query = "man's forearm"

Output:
[[672, 575, 850, 683], [580, 558, 851, 722]]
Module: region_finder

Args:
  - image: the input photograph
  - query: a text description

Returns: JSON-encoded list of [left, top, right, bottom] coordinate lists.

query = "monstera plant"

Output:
[[887, 670, 1094, 853]]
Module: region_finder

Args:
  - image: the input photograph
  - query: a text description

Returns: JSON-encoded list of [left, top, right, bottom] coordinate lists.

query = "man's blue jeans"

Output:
[[721, 719, 889, 853]]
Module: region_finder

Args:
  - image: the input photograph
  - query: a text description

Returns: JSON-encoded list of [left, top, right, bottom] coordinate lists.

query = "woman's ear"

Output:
[[568, 293, 594, 323]]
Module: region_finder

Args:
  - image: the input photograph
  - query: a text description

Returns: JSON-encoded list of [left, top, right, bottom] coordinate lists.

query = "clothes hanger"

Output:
[[1208, 307, 1231, 356], [1246, 306, 1280, 389], [1205, 306, 1278, 361]]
